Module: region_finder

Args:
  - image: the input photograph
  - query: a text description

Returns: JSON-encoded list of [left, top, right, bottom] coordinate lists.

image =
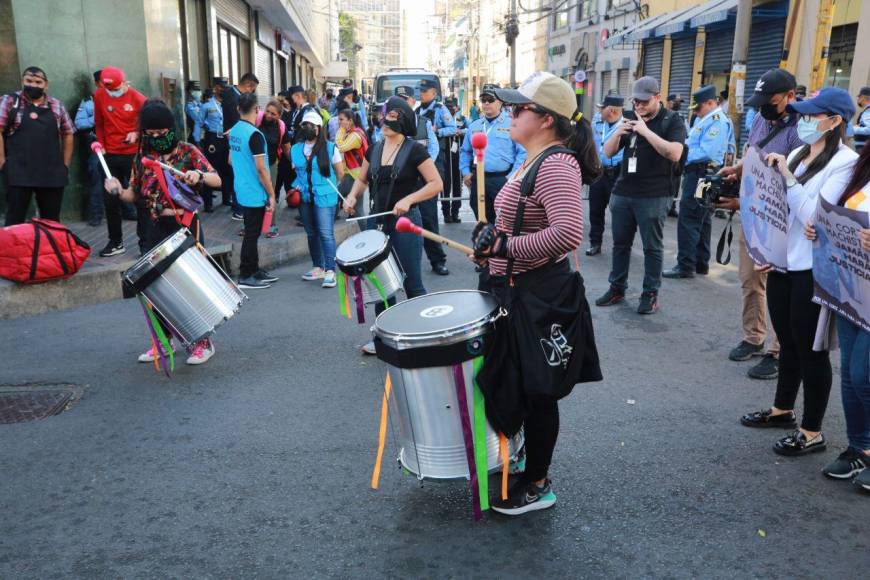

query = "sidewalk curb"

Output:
[[0, 222, 358, 320]]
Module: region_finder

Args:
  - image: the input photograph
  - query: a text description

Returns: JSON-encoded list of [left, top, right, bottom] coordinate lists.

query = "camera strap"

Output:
[[716, 210, 736, 265]]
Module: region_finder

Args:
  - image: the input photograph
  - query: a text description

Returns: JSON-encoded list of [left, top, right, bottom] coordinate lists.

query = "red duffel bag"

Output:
[[0, 218, 91, 283]]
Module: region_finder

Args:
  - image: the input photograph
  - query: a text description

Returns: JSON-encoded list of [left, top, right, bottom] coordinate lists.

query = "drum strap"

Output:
[[369, 138, 415, 216], [128, 234, 196, 295]]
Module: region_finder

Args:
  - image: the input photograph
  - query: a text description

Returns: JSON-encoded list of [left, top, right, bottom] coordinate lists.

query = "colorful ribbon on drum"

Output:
[[336, 271, 390, 324], [138, 295, 174, 377]]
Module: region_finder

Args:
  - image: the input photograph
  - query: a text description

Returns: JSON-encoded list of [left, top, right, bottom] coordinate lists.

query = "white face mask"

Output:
[[107, 87, 125, 98]]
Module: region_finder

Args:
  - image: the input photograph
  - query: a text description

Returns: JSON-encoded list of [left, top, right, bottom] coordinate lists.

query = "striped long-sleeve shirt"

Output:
[[489, 152, 584, 276]]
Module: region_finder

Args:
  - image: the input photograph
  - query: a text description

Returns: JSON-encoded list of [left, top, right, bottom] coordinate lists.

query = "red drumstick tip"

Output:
[[395, 216, 421, 235], [140, 156, 157, 168], [470, 132, 488, 151], [90, 141, 104, 154]]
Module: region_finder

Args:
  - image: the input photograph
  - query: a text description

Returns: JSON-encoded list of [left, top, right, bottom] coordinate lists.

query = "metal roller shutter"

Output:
[[703, 28, 735, 79], [600, 70, 612, 102], [741, 18, 786, 146], [668, 34, 695, 122], [642, 39, 664, 80], [214, 0, 249, 36], [617, 69, 630, 99], [255, 43, 273, 104]]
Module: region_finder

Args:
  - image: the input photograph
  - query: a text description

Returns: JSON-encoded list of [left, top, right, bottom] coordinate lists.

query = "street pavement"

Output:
[[1, 208, 868, 579]]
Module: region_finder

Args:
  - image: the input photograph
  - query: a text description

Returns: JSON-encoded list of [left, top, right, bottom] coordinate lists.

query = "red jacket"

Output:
[[94, 86, 146, 155]]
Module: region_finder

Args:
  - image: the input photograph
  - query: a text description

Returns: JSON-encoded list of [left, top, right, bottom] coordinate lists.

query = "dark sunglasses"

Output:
[[479, 95, 496, 104], [511, 103, 545, 118]]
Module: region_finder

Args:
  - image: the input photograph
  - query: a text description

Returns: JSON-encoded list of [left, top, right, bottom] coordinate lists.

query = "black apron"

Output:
[[5, 100, 68, 188]]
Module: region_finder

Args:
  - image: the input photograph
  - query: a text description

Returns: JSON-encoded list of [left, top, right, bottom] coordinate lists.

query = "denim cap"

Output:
[[787, 87, 856, 121]]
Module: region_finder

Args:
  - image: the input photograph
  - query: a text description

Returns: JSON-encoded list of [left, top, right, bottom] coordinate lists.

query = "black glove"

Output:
[[473, 223, 508, 258], [471, 221, 488, 246]]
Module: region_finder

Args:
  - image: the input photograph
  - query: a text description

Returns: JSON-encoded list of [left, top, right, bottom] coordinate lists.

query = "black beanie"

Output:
[[139, 101, 176, 131], [385, 96, 417, 137]]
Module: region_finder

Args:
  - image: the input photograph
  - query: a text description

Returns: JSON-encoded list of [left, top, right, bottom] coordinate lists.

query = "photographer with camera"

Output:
[[595, 77, 687, 315], [663, 85, 729, 279], [716, 69, 804, 380]]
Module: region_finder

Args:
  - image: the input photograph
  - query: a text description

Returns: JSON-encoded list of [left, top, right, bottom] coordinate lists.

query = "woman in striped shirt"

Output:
[[472, 72, 603, 516]]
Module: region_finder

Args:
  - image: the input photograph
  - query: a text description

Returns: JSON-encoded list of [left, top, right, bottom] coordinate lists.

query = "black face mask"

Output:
[[297, 127, 316, 141], [146, 130, 178, 154], [23, 85, 44, 100], [671, 102, 681, 111], [759, 102, 782, 121], [383, 119, 403, 134]]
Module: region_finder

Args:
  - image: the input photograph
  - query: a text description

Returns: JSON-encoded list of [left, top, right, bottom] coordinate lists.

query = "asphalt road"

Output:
[[1, 210, 868, 579]]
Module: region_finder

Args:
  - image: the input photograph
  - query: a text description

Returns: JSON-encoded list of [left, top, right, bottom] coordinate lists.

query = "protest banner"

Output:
[[812, 197, 870, 332], [739, 146, 789, 272]]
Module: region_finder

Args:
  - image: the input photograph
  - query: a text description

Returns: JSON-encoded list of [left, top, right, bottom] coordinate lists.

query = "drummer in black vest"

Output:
[[472, 72, 603, 516], [0, 66, 75, 226], [342, 96, 443, 355], [103, 100, 221, 366]]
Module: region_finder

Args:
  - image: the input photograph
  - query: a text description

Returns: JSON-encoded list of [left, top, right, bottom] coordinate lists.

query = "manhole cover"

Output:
[[0, 384, 82, 424]]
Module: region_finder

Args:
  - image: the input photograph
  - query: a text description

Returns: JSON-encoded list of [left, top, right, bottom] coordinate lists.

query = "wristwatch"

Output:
[[785, 175, 798, 188]]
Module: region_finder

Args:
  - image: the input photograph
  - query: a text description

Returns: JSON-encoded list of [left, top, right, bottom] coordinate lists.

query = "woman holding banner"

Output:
[[806, 141, 870, 490], [741, 88, 858, 457]]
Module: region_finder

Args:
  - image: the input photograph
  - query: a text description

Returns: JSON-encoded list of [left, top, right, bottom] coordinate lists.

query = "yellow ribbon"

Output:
[[371, 372, 393, 489]]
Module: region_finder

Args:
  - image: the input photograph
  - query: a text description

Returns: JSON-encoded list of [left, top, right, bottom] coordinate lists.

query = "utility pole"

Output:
[[727, 0, 752, 145], [809, 0, 835, 92]]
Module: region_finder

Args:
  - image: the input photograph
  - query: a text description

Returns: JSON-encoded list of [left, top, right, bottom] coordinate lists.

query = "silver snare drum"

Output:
[[335, 229, 404, 304], [372, 290, 521, 481], [123, 229, 247, 346]]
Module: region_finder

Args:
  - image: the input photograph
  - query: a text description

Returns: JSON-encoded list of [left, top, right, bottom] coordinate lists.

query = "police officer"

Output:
[[201, 80, 227, 212], [854, 86, 870, 152], [663, 85, 729, 279], [185, 80, 203, 145], [587, 94, 625, 256], [442, 97, 466, 222], [459, 84, 526, 224], [418, 79, 455, 275], [395, 84, 449, 275]]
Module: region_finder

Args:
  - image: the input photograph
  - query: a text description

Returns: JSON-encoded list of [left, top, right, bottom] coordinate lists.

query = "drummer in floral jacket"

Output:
[[104, 99, 221, 366]]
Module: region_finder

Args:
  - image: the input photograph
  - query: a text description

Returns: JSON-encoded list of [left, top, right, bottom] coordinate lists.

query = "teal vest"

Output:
[[291, 142, 338, 207]]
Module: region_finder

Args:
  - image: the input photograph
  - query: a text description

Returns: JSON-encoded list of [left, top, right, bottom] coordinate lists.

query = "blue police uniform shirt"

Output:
[[686, 106, 729, 166], [723, 114, 737, 156], [417, 114, 440, 161], [74, 98, 94, 131], [185, 99, 203, 143], [459, 110, 526, 177], [229, 120, 269, 207], [201, 97, 223, 134], [419, 99, 456, 138], [593, 117, 623, 168], [855, 106, 870, 144]]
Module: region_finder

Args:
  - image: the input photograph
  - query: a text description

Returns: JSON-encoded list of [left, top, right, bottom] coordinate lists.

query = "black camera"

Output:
[[696, 174, 738, 208]]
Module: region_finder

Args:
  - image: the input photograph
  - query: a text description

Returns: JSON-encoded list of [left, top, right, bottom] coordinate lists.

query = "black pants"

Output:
[[3, 185, 64, 226], [587, 169, 619, 246], [103, 154, 135, 244], [441, 145, 462, 219], [275, 155, 294, 198], [470, 172, 508, 224], [523, 397, 560, 482], [240, 206, 265, 278], [419, 195, 446, 267], [767, 270, 832, 431]]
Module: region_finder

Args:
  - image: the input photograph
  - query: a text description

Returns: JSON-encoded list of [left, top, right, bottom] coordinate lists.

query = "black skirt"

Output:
[[476, 259, 602, 436]]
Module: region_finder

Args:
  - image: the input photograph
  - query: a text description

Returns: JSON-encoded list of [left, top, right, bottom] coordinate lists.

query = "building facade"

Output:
[[0, 0, 338, 218]]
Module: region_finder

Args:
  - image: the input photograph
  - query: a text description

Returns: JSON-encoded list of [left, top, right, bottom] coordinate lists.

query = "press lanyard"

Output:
[[627, 133, 638, 174]]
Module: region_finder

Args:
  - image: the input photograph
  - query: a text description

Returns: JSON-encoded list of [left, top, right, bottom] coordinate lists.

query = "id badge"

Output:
[[694, 180, 708, 200], [627, 157, 637, 174], [450, 141, 458, 153]]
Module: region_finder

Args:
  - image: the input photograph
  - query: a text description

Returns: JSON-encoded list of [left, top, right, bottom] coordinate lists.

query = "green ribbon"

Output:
[[337, 270, 348, 317], [472, 356, 489, 511], [365, 272, 390, 310], [144, 298, 174, 373]]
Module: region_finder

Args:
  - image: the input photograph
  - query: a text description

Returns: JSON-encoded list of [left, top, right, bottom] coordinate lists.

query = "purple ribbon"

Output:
[[353, 276, 365, 324], [139, 298, 170, 377], [453, 363, 482, 521]]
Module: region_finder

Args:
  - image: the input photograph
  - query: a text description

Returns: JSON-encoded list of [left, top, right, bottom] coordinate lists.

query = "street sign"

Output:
[[574, 70, 586, 84]]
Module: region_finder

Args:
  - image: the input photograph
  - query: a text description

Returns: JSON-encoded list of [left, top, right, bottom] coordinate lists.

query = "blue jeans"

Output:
[[376, 207, 426, 315], [299, 202, 337, 271], [676, 169, 712, 272], [608, 194, 670, 294], [836, 315, 870, 450]]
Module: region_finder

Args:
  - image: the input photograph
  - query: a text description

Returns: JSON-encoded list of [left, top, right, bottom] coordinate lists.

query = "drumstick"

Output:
[[471, 132, 488, 223], [324, 177, 350, 205], [90, 141, 120, 196], [346, 210, 394, 222], [142, 156, 186, 177], [395, 216, 474, 256]]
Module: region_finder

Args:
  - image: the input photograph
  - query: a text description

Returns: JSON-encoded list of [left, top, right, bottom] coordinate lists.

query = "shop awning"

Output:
[[655, 0, 738, 36], [626, 7, 695, 41], [604, 11, 676, 47]]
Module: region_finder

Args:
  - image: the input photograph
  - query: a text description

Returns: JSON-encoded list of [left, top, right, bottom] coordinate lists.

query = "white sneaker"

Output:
[[361, 340, 376, 355], [322, 270, 337, 288], [186, 340, 214, 365], [302, 267, 325, 281], [138, 341, 174, 363]]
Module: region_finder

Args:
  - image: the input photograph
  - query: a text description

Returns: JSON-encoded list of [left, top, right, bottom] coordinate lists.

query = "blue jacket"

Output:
[[229, 120, 269, 207], [459, 110, 525, 176], [186, 99, 203, 143], [74, 98, 94, 131], [201, 97, 223, 134], [291, 142, 339, 208]]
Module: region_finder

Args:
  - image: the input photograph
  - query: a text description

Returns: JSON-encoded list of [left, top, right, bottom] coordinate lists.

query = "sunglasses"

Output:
[[511, 103, 545, 118], [479, 96, 496, 104]]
